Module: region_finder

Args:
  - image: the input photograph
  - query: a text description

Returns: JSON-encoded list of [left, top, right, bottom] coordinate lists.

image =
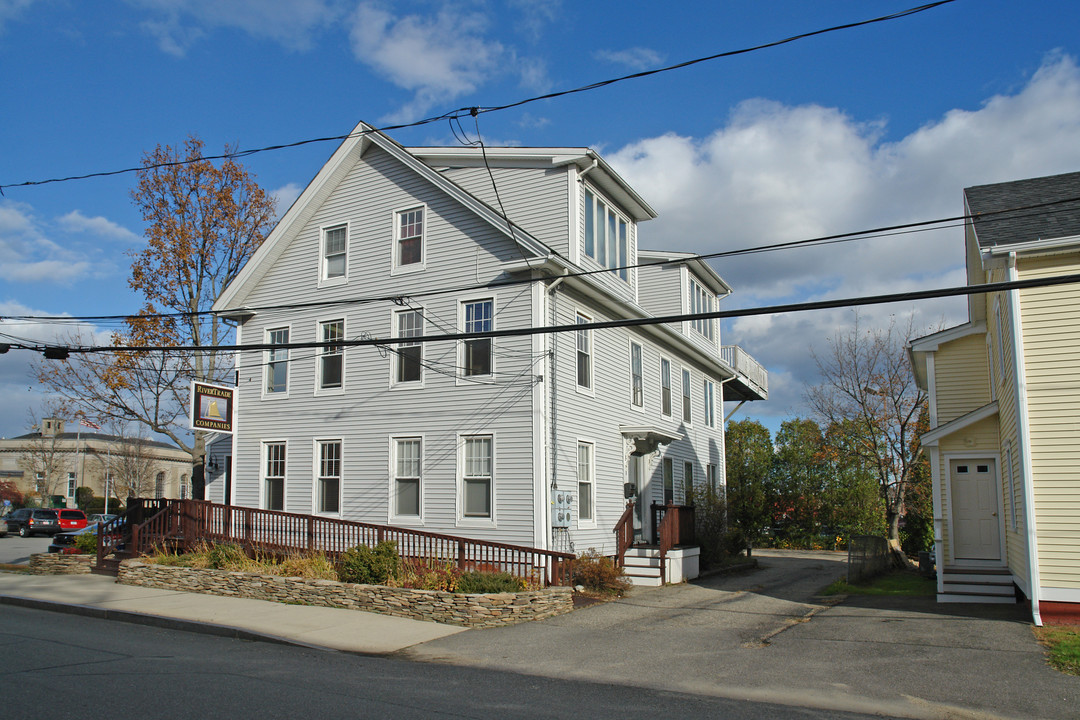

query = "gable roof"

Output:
[[214, 121, 555, 313], [966, 171, 1080, 250]]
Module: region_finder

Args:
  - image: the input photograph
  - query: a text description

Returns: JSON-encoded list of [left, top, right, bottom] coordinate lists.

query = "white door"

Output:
[[950, 459, 1001, 561]]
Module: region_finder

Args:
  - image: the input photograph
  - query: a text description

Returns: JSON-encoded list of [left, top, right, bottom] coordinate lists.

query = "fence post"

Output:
[[457, 540, 466, 571], [307, 515, 315, 552]]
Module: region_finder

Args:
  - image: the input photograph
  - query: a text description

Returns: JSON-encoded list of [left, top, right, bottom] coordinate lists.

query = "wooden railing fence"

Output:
[[652, 502, 695, 584], [102, 499, 575, 587], [612, 500, 635, 568]]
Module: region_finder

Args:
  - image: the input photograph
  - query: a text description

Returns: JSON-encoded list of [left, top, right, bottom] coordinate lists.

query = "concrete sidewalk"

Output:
[[0, 571, 465, 653]]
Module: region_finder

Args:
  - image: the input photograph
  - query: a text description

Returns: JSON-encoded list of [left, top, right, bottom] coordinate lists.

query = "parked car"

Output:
[[57, 508, 88, 531], [4, 508, 61, 537], [87, 513, 117, 526], [48, 525, 97, 554]]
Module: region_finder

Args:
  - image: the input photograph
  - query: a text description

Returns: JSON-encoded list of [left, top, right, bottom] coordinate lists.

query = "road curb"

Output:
[[0, 593, 334, 652]]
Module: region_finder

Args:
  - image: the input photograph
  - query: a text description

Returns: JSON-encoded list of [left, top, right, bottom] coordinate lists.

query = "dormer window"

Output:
[[583, 188, 629, 281], [689, 276, 714, 340]]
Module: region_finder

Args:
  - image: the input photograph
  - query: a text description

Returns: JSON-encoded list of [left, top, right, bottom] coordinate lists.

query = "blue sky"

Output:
[[4, 0, 1080, 439]]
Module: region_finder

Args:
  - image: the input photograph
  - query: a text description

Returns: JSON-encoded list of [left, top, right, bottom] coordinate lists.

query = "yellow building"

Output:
[[910, 171, 1080, 625]]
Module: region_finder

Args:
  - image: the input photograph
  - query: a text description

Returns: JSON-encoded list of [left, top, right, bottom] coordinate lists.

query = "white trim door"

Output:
[[949, 458, 1001, 561]]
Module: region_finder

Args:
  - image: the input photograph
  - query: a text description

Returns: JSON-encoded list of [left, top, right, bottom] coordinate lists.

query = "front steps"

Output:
[[939, 566, 1017, 604], [622, 546, 701, 587]]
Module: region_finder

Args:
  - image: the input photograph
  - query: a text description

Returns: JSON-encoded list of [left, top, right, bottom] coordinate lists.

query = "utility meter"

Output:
[[551, 489, 573, 528]]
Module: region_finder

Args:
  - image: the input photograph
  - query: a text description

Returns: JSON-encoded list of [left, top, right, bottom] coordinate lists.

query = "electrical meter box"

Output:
[[551, 489, 573, 528]]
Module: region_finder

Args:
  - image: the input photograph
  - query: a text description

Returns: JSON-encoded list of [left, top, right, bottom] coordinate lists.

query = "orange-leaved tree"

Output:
[[806, 312, 929, 565], [38, 136, 276, 498]]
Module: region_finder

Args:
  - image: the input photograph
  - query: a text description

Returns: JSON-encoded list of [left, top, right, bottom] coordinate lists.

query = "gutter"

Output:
[[1009, 253, 1042, 626]]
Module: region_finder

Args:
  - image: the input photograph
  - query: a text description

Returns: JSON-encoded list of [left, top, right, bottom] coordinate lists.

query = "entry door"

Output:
[[950, 459, 1001, 561], [628, 455, 645, 540]]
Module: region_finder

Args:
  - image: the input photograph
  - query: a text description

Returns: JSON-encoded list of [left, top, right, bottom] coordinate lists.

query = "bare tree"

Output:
[[16, 404, 71, 503], [85, 420, 160, 503], [37, 136, 275, 498], [806, 312, 929, 564]]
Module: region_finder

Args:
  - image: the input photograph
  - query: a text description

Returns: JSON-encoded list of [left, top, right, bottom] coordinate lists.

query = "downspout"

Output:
[[547, 271, 570, 551], [1008, 253, 1042, 626], [578, 159, 598, 183]]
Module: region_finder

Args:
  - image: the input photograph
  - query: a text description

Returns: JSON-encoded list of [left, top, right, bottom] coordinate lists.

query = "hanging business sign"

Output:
[[190, 381, 235, 434]]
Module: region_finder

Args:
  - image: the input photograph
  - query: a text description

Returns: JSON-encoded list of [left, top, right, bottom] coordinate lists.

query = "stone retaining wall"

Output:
[[29, 553, 94, 575], [117, 560, 574, 628]]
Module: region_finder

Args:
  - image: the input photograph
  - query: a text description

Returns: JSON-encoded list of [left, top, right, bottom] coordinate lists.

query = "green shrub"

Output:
[[73, 531, 98, 554], [456, 570, 525, 594], [338, 540, 400, 585], [390, 559, 461, 591], [691, 487, 732, 567], [206, 542, 251, 570], [573, 548, 630, 596]]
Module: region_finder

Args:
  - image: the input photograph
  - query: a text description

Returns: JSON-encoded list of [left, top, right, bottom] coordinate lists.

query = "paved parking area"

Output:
[[0, 534, 53, 564], [402, 550, 1079, 720]]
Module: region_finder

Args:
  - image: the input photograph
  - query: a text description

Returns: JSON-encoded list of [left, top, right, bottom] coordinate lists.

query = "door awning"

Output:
[[619, 426, 682, 456]]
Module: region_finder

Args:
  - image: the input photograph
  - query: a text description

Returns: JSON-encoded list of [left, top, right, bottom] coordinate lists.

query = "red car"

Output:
[[57, 508, 88, 531]]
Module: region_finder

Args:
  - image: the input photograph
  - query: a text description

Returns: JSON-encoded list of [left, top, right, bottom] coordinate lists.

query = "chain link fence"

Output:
[[847, 535, 890, 583]]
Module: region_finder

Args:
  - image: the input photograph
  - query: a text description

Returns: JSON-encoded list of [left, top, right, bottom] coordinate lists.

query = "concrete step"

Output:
[[938, 592, 1017, 604], [942, 582, 1014, 596], [624, 573, 663, 587]]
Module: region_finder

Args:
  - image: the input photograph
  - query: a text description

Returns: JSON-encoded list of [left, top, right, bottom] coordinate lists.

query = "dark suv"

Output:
[[4, 508, 61, 537]]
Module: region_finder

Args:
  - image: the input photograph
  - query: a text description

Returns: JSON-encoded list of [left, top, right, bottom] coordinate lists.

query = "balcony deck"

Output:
[[720, 345, 768, 402]]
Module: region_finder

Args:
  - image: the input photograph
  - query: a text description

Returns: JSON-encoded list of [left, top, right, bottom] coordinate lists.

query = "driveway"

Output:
[[403, 549, 1079, 720]]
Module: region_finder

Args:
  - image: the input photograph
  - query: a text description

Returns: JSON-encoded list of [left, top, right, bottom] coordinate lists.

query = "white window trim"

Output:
[[261, 439, 288, 512], [263, 325, 292, 400], [314, 317, 346, 397], [456, 432, 497, 528], [576, 438, 597, 529], [318, 222, 349, 288], [581, 183, 631, 283], [390, 204, 427, 276], [681, 366, 693, 426], [458, 296, 496, 385], [390, 307, 425, 389], [312, 438, 343, 518], [575, 310, 594, 396], [703, 377, 716, 428], [389, 435, 425, 524], [628, 338, 645, 413], [659, 356, 673, 418]]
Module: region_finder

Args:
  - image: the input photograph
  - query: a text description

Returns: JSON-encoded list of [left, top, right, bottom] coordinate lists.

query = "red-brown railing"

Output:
[[119, 499, 575, 587], [613, 500, 635, 568], [652, 503, 695, 584]]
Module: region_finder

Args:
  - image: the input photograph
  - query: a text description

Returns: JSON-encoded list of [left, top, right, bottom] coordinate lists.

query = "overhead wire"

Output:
[[0, 1, 955, 193]]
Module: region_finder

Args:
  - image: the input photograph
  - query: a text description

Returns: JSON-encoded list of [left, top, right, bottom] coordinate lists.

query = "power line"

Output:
[[13, 271, 1080, 356], [6, 191, 1075, 328], [0, 1, 955, 193]]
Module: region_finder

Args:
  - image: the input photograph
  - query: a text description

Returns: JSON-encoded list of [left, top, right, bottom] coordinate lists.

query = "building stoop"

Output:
[[621, 546, 700, 587], [939, 566, 1017, 604]]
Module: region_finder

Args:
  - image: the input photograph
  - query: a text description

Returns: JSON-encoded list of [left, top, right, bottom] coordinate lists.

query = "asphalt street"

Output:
[[0, 604, 880, 720]]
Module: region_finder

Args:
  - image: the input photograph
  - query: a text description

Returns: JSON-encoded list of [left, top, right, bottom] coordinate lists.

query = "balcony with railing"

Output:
[[720, 345, 768, 401]]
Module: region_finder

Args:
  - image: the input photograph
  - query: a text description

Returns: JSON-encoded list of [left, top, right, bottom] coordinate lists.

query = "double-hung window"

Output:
[[706, 463, 718, 494], [703, 378, 716, 428], [316, 440, 341, 514], [462, 299, 493, 378], [583, 188, 629, 281], [395, 310, 423, 384], [578, 442, 594, 522], [683, 461, 694, 503], [67, 472, 77, 497], [660, 358, 672, 417], [462, 435, 493, 518], [264, 442, 285, 511], [576, 313, 592, 390], [266, 327, 289, 394], [322, 224, 347, 281], [630, 342, 644, 408], [396, 207, 424, 268], [689, 276, 714, 340], [393, 437, 421, 517], [319, 320, 344, 391], [682, 368, 692, 423]]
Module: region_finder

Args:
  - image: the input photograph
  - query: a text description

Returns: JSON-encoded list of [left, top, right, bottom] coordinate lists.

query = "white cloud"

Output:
[[0, 0, 39, 35], [594, 47, 664, 70], [126, 0, 342, 55], [507, 0, 560, 42], [0, 201, 105, 284], [270, 183, 303, 220], [608, 52, 1080, 423], [57, 210, 139, 242], [348, 2, 546, 123]]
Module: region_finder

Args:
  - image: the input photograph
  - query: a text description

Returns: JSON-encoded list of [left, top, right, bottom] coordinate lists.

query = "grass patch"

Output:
[[1034, 625, 1080, 676], [822, 570, 936, 597]]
